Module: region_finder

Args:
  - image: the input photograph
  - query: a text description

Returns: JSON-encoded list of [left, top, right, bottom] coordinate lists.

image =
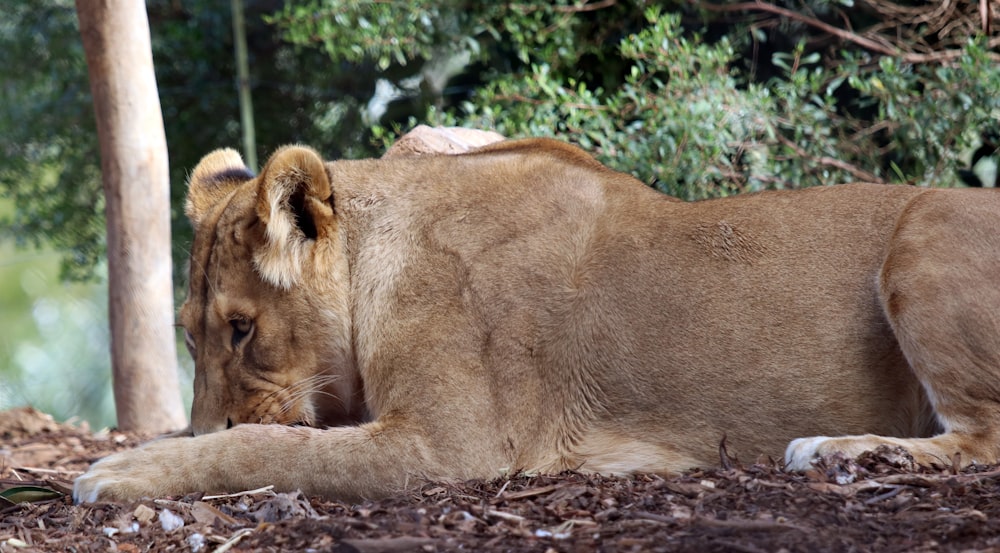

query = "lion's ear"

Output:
[[256, 145, 334, 241], [254, 145, 336, 288], [186, 148, 255, 226]]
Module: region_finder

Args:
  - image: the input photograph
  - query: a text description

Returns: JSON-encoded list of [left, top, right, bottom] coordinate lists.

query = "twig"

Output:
[[511, 0, 617, 14], [704, 1, 901, 55], [873, 467, 1000, 486], [712, 539, 772, 553], [484, 509, 527, 523], [694, 516, 808, 532], [718, 434, 734, 471], [864, 486, 905, 505], [214, 528, 254, 553], [494, 479, 511, 498], [775, 133, 886, 183], [812, 467, 1000, 497], [202, 485, 275, 501], [701, 1, 1000, 63], [848, 120, 897, 143], [501, 484, 560, 500], [152, 498, 191, 511], [495, 94, 609, 111], [632, 510, 675, 524]]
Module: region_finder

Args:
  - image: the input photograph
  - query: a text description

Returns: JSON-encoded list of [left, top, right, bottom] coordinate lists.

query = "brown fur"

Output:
[[75, 137, 1000, 503]]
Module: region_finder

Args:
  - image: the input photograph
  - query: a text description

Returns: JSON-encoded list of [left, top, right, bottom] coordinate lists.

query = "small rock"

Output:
[[159, 508, 184, 532], [133, 504, 155, 524]]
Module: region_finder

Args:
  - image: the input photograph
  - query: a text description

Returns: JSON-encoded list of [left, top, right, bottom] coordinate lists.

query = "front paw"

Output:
[[74, 437, 199, 503]]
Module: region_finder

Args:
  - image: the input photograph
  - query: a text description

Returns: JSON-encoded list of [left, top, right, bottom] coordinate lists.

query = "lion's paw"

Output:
[[73, 438, 198, 503], [783, 436, 834, 471]]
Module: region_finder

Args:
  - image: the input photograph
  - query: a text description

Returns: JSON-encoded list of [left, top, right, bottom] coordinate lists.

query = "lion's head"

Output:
[[179, 146, 364, 435]]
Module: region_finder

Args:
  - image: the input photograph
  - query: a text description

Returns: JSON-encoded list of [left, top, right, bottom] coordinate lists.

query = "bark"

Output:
[[76, 0, 187, 433]]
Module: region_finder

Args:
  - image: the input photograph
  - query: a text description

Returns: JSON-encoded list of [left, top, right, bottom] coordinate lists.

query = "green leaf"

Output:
[[0, 486, 64, 504]]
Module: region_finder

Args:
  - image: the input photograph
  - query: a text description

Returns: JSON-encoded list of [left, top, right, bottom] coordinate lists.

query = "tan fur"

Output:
[[75, 136, 1000, 503]]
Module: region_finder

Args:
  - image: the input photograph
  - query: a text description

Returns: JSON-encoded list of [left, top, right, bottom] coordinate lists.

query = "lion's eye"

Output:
[[183, 329, 196, 356], [229, 316, 254, 349]]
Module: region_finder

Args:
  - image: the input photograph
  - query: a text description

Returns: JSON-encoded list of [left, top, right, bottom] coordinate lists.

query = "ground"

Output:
[[3, 407, 1000, 552]]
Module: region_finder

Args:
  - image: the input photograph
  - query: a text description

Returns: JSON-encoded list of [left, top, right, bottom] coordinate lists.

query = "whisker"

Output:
[[237, 374, 346, 427], [281, 378, 340, 407], [274, 374, 345, 419], [262, 374, 340, 404]]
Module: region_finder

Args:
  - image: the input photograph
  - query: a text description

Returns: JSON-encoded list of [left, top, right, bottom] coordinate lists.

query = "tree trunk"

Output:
[[76, 0, 187, 433], [231, 0, 258, 172]]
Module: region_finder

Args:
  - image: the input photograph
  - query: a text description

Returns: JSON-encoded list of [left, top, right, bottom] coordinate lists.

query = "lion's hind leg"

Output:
[[787, 190, 1000, 471]]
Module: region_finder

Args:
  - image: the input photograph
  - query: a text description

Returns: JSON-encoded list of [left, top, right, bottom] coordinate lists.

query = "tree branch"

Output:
[[775, 133, 886, 184], [511, 0, 617, 15], [701, 1, 1000, 63]]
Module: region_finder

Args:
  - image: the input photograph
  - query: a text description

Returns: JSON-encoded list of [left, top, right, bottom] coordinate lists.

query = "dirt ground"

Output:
[[3, 407, 1000, 552]]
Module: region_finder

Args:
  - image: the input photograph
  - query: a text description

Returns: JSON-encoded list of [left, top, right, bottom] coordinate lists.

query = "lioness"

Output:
[[75, 133, 1000, 503]]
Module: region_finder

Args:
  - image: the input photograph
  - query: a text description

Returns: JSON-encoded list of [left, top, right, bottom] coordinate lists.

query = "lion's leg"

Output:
[[74, 416, 505, 503], [787, 191, 1000, 471]]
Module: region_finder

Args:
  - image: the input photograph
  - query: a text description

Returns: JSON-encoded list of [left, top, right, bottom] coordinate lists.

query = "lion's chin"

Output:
[[249, 408, 315, 429]]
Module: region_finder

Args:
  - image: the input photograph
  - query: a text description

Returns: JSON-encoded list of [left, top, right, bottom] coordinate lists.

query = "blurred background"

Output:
[[1, 0, 997, 429]]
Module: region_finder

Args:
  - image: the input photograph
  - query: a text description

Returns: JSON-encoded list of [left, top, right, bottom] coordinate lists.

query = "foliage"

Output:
[[453, 8, 772, 198], [1, 1, 389, 284], [0, 0, 103, 280], [274, 0, 1000, 200], [2, 0, 999, 277]]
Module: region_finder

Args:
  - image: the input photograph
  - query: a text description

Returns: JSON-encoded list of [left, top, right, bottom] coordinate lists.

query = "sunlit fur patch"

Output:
[[253, 166, 312, 289]]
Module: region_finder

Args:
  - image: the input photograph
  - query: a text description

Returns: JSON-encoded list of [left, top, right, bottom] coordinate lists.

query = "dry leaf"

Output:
[[191, 501, 240, 526]]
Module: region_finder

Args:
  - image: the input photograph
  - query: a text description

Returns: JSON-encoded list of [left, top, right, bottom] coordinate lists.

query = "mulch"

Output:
[[3, 406, 1000, 552]]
